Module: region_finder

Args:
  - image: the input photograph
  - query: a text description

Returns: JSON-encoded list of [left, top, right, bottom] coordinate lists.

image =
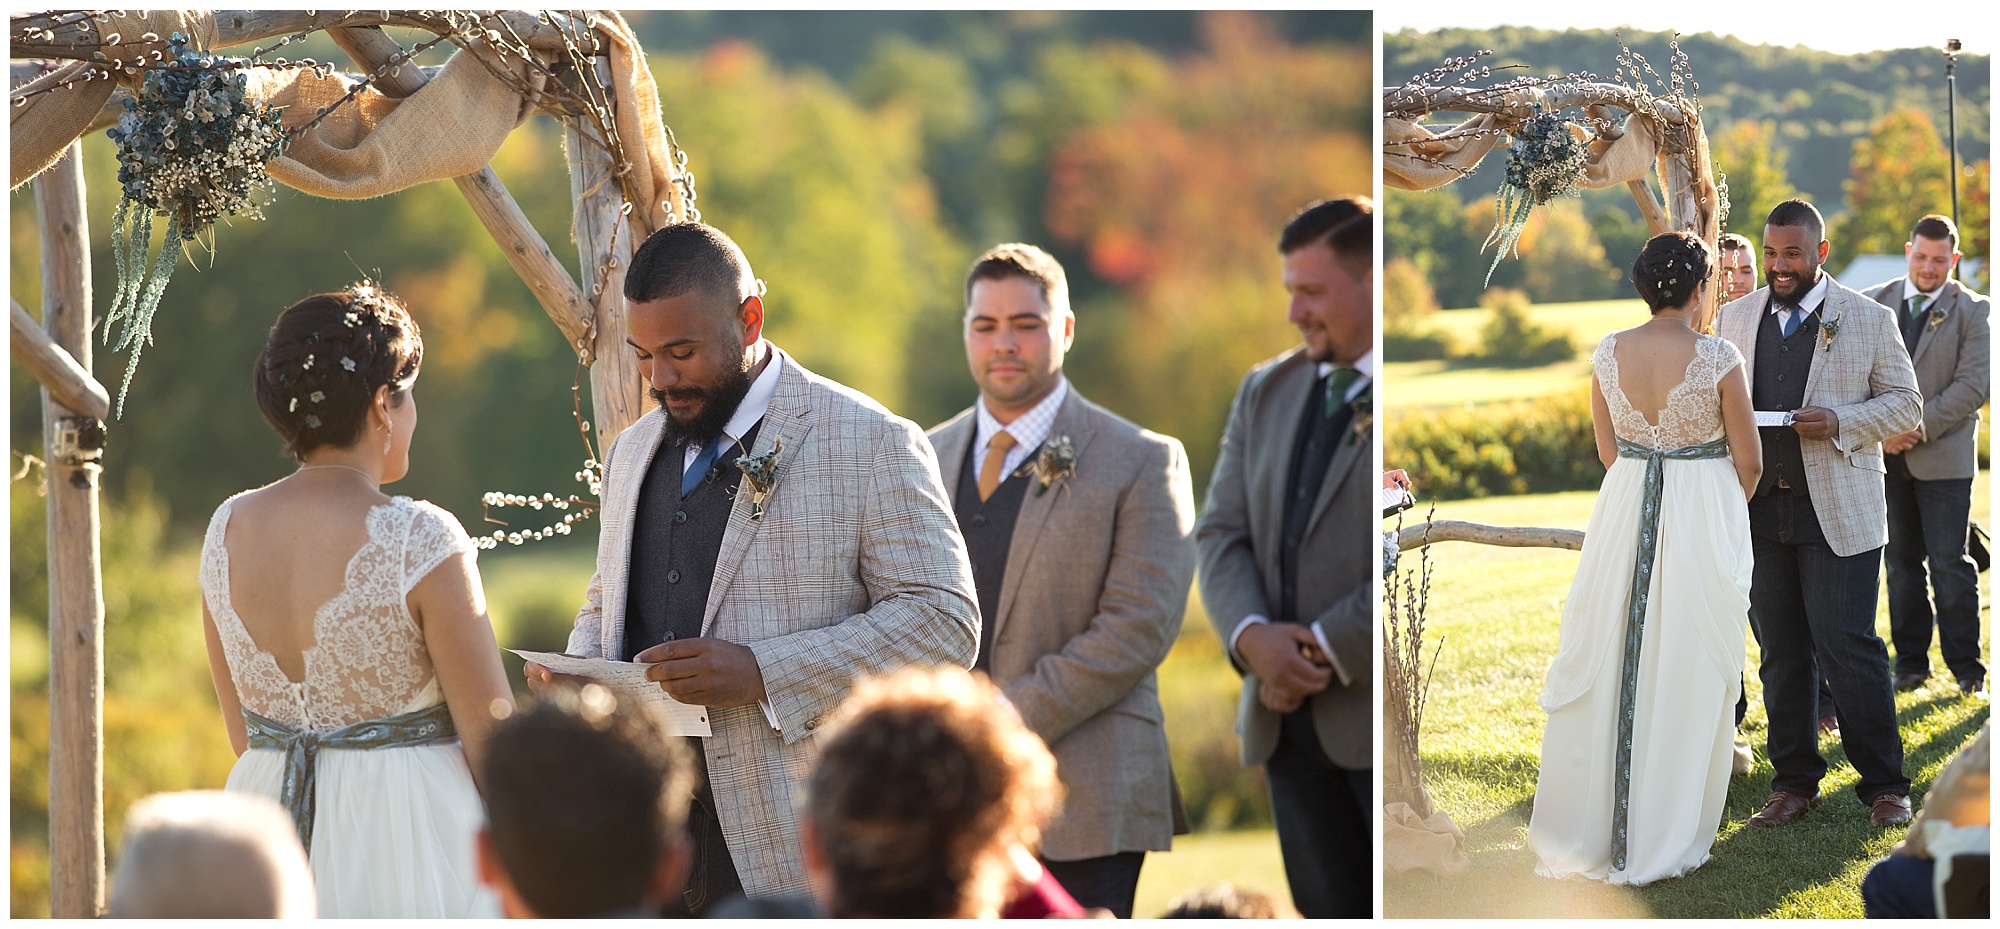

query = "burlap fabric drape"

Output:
[[1383, 108, 1666, 194], [12, 10, 679, 228]]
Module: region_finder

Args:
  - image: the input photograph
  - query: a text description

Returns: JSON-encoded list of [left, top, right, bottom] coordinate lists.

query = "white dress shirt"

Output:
[[972, 376, 1070, 481]]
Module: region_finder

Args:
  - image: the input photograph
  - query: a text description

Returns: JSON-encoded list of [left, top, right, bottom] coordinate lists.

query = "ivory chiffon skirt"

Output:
[[1527, 455, 1752, 885], [227, 738, 500, 917]]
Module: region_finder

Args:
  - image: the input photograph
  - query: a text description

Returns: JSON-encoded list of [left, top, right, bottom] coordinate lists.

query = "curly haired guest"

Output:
[[797, 666, 1063, 919]]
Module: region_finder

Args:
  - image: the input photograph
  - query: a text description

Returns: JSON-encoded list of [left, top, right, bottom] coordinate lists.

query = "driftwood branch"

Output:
[[9, 10, 600, 59], [1397, 520, 1585, 552], [1384, 81, 1692, 129], [324, 24, 593, 354], [36, 142, 107, 919], [11, 298, 109, 421]]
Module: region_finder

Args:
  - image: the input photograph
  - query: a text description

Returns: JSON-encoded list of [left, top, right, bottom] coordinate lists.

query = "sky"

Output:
[[1382, 2, 1989, 58]]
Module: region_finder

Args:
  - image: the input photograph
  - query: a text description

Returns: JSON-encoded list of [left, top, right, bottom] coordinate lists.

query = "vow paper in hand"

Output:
[[1754, 410, 1796, 427], [507, 649, 713, 737]]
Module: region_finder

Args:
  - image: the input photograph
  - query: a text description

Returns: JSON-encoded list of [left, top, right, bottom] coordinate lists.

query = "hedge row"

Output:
[[1386, 389, 1604, 500]]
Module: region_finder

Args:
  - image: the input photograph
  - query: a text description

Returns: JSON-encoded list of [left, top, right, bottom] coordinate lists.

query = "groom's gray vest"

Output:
[[1752, 300, 1817, 498]]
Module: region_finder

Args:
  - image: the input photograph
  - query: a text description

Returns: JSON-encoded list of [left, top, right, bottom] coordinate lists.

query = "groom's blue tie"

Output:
[[1777, 303, 1803, 339], [682, 437, 728, 497]]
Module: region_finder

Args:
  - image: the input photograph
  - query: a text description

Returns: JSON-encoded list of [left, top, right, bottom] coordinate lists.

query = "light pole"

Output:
[[1944, 38, 1961, 235]]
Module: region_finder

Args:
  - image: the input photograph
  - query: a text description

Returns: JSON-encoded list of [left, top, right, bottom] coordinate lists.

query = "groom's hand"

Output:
[[1238, 623, 1333, 705], [1789, 406, 1839, 441], [637, 638, 768, 708]]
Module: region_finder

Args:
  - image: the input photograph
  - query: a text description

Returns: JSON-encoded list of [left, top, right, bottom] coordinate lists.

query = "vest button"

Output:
[[667, 570, 681, 584], [1777, 374, 1784, 382], [971, 514, 986, 527], [673, 510, 688, 524], [1781, 345, 1789, 353]]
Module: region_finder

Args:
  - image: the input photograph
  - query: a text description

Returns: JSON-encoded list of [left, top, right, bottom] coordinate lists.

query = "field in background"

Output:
[[1386, 298, 1638, 409]]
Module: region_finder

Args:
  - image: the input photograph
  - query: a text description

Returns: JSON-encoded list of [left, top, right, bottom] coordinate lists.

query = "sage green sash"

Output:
[[1609, 435, 1730, 873], [244, 703, 458, 856]]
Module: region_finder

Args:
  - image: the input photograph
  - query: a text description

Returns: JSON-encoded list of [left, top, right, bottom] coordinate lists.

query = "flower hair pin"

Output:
[[733, 437, 784, 521], [1022, 436, 1078, 496]]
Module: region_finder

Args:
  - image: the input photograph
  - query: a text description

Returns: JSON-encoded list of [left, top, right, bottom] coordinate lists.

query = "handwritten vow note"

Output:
[[1754, 411, 1796, 427], [506, 649, 713, 737]]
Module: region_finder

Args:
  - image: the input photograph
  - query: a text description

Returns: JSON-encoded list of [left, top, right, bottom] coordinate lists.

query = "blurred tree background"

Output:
[[9, 11, 1367, 913]]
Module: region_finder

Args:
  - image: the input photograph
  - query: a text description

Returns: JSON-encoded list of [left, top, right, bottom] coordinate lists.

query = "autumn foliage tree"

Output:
[[1039, 11, 1370, 482], [1840, 108, 1955, 258]]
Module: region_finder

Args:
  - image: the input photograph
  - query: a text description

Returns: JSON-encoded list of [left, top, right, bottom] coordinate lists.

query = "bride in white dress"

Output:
[[198, 284, 513, 916], [1528, 233, 1762, 885]]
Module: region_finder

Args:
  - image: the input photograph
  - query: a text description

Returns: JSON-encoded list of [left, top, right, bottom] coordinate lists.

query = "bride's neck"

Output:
[[295, 446, 385, 486]]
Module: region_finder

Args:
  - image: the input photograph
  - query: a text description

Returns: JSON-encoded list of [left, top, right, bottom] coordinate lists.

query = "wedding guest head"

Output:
[[252, 283, 423, 470], [476, 683, 695, 918], [1631, 232, 1712, 313], [624, 221, 768, 447], [1279, 196, 1373, 365], [1762, 199, 1828, 305], [1905, 214, 1961, 295], [803, 666, 1061, 919], [963, 243, 1074, 419], [108, 790, 315, 918], [1160, 883, 1293, 918], [1717, 232, 1758, 301]]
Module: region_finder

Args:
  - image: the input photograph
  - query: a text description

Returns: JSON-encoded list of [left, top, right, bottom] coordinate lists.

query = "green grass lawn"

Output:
[[1387, 298, 1644, 409], [1133, 828, 1286, 918], [1385, 484, 1991, 919]]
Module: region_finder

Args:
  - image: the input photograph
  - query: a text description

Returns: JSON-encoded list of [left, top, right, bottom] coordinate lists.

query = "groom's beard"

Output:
[[655, 362, 755, 448]]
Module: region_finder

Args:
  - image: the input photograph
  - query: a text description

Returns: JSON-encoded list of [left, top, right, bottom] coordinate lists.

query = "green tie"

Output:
[[1326, 367, 1362, 418], [1909, 294, 1929, 320]]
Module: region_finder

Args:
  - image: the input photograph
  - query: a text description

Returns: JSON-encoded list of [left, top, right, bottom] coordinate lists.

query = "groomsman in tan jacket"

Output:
[[927, 244, 1198, 918]]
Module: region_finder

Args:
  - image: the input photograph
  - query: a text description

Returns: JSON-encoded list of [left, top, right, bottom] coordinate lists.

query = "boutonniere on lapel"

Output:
[[1927, 302, 1951, 330], [1022, 435, 1078, 496], [732, 437, 783, 521], [1814, 308, 1842, 353], [1349, 391, 1373, 445]]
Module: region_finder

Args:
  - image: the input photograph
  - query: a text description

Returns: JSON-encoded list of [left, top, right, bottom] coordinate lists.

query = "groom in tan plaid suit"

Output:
[[1716, 199, 1922, 830], [533, 223, 979, 913]]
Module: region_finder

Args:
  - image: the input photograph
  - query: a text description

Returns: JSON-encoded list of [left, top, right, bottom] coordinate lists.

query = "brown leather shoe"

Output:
[[1748, 791, 1821, 828], [1869, 794, 1913, 828]]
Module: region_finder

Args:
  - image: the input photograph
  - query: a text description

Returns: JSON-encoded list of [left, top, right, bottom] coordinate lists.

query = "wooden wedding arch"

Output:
[[11, 11, 694, 915]]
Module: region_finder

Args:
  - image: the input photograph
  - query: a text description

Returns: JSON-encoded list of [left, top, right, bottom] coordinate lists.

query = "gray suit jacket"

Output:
[[1866, 277, 1991, 480], [1196, 348, 1372, 770], [927, 387, 1197, 861], [567, 346, 980, 896], [1718, 279, 1923, 557]]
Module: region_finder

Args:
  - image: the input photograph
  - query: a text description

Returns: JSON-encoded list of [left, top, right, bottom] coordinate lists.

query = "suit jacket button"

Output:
[[805, 717, 820, 731]]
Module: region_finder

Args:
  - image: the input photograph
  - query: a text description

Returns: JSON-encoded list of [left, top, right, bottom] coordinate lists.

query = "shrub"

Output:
[[1386, 389, 1603, 500], [1474, 288, 1576, 367], [1383, 256, 1441, 329]]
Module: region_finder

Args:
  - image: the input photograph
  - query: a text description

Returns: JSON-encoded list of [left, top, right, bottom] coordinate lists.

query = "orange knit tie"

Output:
[[979, 431, 1017, 502]]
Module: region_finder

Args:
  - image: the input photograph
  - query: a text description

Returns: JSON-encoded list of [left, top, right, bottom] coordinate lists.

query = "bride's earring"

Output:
[[383, 424, 392, 456]]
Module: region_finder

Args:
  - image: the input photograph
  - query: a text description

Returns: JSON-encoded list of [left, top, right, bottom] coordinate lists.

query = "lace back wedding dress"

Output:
[[200, 493, 496, 917], [1528, 332, 1754, 885]]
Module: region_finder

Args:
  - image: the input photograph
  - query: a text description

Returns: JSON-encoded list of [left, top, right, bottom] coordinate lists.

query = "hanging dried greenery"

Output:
[[1482, 107, 1588, 287], [104, 33, 288, 417]]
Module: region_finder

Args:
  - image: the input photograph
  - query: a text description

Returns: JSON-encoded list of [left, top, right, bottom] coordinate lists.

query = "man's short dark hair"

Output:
[[481, 685, 694, 918], [1911, 213, 1959, 250], [625, 221, 756, 308], [965, 243, 1071, 317], [1279, 197, 1372, 274], [1719, 232, 1753, 253], [1766, 199, 1825, 244]]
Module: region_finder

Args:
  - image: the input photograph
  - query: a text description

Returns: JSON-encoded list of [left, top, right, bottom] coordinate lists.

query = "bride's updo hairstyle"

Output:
[[253, 283, 423, 459], [1632, 232, 1712, 313]]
